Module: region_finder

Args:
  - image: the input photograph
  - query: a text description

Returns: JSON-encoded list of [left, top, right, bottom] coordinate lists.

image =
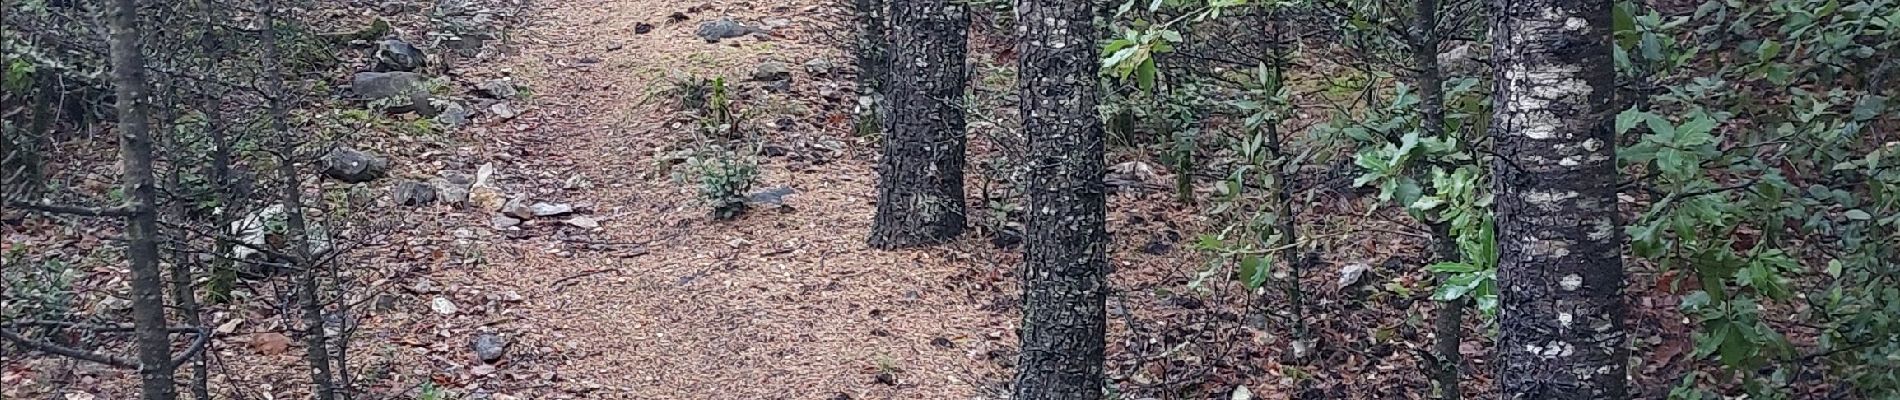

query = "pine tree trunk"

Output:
[[1411, 0, 1464, 398], [106, 0, 179, 398], [1428, 224, 1466, 400], [853, 0, 889, 137], [2, 70, 51, 202], [1489, 0, 1627, 398], [867, 0, 969, 248], [1012, 0, 1107, 395], [260, 1, 339, 398]]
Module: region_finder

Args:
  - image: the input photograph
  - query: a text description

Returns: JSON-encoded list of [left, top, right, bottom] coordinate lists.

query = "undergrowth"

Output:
[[664, 75, 760, 220]]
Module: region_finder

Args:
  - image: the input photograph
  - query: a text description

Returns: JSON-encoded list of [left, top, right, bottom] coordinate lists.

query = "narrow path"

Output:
[[442, 0, 1010, 398]]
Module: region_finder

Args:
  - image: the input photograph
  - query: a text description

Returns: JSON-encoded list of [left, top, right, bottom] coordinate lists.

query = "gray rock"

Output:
[[803, 58, 835, 76], [760, 17, 792, 30], [440, 170, 473, 185], [1337, 262, 1372, 289], [563, 216, 600, 229], [351, 71, 426, 100], [392, 180, 436, 206], [563, 175, 591, 190], [761, 79, 791, 93], [476, 79, 519, 99], [751, 61, 791, 82], [437, 31, 487, 53], [817, 85, 844, 101], [760, 143, 791, 157], [490, 214, 522, 229], [351, 72, 434, 114], [746, 186, 795, 209], [432, 14, 496, 55], [434, 0, 472, 16], [529, 202, 573, 217], [373, 39, 427, 72], [320, 148, 389, 183], [501, 196, 533, 219], [431, 177, 470, 205], [695, 17, 761, 42], [471, 332, 507, 363], [434, 101, 471, 128], [488, 102, 518, 120]]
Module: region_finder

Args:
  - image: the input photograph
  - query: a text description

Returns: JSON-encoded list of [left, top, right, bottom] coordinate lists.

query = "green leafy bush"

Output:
[[1, 248, 75, 323], [1617, 0, 1899, 396], [668, 76, 760, 220]]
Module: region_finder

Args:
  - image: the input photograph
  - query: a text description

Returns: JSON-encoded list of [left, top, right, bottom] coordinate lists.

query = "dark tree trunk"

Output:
[[852, 0, 889, 137], [2, 44, 53, 201], [1011, 0, 1107, 395], [1428, 223, 1465, 400], [260, 1, 338, 399], [1489, 0, 1627, 398], [1411, 0, 1464, 398], [867, 0, 969, 248], [106, 0, 179, 399], [162, 78, 211, 400]]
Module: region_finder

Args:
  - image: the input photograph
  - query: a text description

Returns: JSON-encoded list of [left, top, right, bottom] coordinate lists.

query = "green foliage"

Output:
[[1101, 0, 1272, 92], [2, 57, 33, 94], [675, 145, 759, 220], [1, 248, 75, 322], [663, 75, 715, 112], [668, 76, 760, 220], [1327, 77, 1500, 315], [273, 20, 340, 72], [1618, 0, 1899, 396], [415, 382, 449, 400], [1191, 62, 1299, 292], [335, 107, 444, 142], [1423, 211, 1496, 313]]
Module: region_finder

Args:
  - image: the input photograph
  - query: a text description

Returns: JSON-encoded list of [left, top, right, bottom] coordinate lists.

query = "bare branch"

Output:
[[6, 200, 138, 217], [0, 321, 209, 370], [0, 328, 139, 369]]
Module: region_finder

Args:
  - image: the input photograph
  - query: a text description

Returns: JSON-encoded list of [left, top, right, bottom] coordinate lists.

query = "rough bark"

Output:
[[867, 0, 969, 248], [106, 0, 180, 398], [1428, 224, 1466, 400], [163, 83, 211, 400], [1411, 0, 1464, 398], [853, 0, 889, 137], [1011, 0, 1107, 396], [2, 34, 53, 202], [1489, 0, 1627, 398], [260, 1, 338, 399]]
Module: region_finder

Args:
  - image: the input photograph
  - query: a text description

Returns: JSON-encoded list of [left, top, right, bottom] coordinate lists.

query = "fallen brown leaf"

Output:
[[251, 332, 293, 356]]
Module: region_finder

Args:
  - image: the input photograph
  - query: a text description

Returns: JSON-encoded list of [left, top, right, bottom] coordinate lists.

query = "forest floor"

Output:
[[2, 0, 1704, 399], [357, 0, 1020, 398]]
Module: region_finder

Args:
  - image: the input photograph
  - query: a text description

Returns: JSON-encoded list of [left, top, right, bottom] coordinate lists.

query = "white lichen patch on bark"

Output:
[[1588, 218, 1615, 240], [1565, 17, 1588, 31], [1525, 237, 1572, 258], [1501, 61, 1591, 140], [1523, 190, 1579, 209], [1560, 274, 1584, 291], [1501, 7, 1596, 142], [1529, 341, 1575, 358]]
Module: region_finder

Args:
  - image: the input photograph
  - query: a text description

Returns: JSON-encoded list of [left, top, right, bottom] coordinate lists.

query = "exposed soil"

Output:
[[374, 0, 1017, 397]]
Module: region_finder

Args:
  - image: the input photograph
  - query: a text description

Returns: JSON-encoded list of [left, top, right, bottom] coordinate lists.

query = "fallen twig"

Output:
[[550, 268, 623, 289]]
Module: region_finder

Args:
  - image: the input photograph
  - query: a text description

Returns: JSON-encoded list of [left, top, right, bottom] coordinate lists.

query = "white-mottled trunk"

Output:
[[1490, 0, 1628, 398]]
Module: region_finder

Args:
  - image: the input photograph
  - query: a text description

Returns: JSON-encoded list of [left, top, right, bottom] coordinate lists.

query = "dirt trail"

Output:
[[443, 0, 1009, 398]]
